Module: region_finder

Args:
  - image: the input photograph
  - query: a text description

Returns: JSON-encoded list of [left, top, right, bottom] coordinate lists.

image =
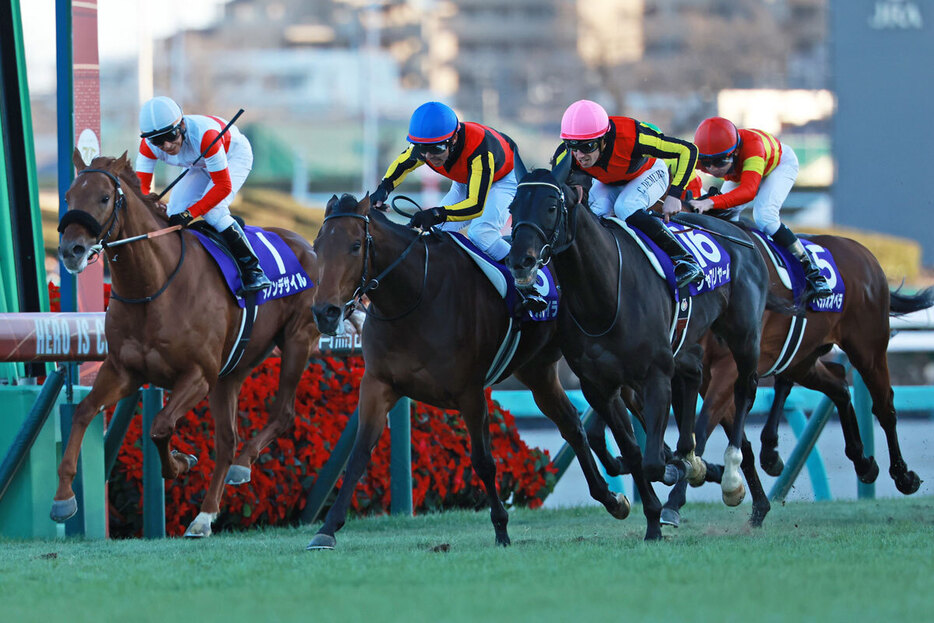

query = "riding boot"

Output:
[[626, 210, 705, 289], [515, 290, 549, 316], [771, 224, 832, 301], [220, 221, 272, 294]]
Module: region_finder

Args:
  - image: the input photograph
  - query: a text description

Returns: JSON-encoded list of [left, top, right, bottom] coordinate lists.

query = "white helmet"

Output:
[[139, 96, 183, 138]]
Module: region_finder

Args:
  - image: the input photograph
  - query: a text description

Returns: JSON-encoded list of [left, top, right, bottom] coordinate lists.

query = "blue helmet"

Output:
[[407, 102, 458, 144]]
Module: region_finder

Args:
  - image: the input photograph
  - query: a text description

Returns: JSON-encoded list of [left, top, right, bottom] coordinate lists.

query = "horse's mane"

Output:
[[87, 154, 166, 220]]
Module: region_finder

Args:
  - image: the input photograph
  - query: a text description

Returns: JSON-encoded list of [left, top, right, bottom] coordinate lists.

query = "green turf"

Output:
[[1, 497, 931, 622]]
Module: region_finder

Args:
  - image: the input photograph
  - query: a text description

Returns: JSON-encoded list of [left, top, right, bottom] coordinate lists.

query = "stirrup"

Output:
[[516, 293, 548, 315]]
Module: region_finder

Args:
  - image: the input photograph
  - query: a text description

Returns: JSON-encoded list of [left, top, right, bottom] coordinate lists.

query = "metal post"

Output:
[[769, 397, 835, 502], [0, 367, 66, 503], [104, 391, 141, 480], [141, 387, 164, 538], [301, 409, 358, 524], [853, 373, 875, 499], [782, 408, 831, 501], [389, 398, 412, 516]]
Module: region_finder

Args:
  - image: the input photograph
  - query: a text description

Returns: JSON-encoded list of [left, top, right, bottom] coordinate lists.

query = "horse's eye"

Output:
[[101, 195, 110, 204], [351, 241, 362, 252]]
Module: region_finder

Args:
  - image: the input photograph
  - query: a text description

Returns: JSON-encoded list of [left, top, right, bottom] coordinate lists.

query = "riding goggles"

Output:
[[699, 154, 733, 169], [565, 139, 602, 154], [149, 124, 184, 147], [412, 140, 452, 157]]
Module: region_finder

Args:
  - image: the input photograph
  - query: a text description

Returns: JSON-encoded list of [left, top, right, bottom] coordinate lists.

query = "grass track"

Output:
[[2, 496, 932, 622]]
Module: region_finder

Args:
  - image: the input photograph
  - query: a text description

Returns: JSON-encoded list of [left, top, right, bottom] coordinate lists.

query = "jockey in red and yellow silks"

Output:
[[689, 116, 831, 301], [136, 96, 270, 294]]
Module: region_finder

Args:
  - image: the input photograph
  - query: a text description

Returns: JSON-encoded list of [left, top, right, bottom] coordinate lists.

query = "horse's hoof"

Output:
[[722, 483, 746, 507], [760, 450, 784, 477], [749, 504, 770, 528], [172, 450, 198, 471], [660, 507, 681, 527], [495, 534, 511, 547], [50, 496, 78, 523], [687, 455, 706, 487], [857, 457, 880, 484], [894, 470, 921, 495], [184, 512, 216, 538], [662, 463, 685, 486], [225, 464, 251, 485], [644, 525, 663, 541], [306, 533, 337, 550], [610, 493, 631, 520]]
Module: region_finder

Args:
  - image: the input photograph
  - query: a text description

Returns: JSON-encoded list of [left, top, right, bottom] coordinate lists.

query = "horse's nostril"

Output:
[[521, 256, 536, 269]]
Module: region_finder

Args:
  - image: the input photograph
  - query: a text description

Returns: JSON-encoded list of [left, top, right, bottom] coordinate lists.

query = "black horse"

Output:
[[307, 194, 633, 548], [508, 161, 771, 524]]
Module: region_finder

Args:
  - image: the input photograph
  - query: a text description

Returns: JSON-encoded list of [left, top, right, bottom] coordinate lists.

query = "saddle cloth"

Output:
[[604, 217, 731, 301], [190, 224, 313, 308], [749, 228, 845, 312], [449, 232, 559, 322]]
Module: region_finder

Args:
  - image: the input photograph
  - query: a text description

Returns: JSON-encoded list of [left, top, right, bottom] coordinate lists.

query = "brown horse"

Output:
[[308, 193, 636, 548], [54, 151, 327, 537], [662, 231, 934, 527]]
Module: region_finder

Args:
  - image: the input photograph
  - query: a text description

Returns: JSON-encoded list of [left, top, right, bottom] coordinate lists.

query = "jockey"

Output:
[[135, 96, 271, 294], [555, 100, 705, 290], [688, 116, 832, 301], [370, 101, 520, 263]]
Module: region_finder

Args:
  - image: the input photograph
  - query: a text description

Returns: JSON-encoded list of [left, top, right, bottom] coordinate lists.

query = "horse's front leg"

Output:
[[640, 368, 676, 484], [461, 389, 510, 546], [672, 345, 706, 486], [51, 359, 139, 522], [307, 373, 396, 550], [150, 372, 210, 480], [760, 375, 794, 476], [513, 364, 630, 520]]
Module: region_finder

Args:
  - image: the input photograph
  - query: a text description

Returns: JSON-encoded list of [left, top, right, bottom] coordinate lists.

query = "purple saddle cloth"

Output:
[[190, 225, 313, 308], [751, 228, 845, 312]]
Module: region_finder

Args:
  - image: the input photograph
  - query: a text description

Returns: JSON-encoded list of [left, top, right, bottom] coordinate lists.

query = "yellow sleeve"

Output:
[[635, 125, 698, 196], [443, 152, 495, 221], [381, 145, 424, 191]]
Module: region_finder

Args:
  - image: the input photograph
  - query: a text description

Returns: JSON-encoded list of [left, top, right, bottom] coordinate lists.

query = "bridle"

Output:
[[320, 211, 428, 322], [511, 177, 623, 338], [58, 167, 186, 304], [511, 180, 577, 272]]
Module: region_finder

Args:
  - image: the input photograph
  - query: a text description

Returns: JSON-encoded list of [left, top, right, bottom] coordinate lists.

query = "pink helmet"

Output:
[[560, 100, 610, 141]]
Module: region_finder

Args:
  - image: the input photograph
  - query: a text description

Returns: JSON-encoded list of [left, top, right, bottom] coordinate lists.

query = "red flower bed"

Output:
[[48, 283, 556, 537]]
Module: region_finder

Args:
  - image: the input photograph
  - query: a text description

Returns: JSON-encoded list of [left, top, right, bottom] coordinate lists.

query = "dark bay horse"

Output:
[[55, 151, 325, 537], [308, 193, 634, 547], [662, 232, 934, 526], [508, 164, 770, 516]]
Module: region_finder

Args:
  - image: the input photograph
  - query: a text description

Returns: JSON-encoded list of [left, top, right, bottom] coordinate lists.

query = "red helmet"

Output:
[[694, 117, 740, 157]]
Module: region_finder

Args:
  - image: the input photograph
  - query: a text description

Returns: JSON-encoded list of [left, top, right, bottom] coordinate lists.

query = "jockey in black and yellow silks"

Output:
[[556, 99, 704, 290], [371, 102, 521, 262]]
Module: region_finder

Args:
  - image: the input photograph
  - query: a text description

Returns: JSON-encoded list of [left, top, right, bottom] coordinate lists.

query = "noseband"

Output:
[[512, 180, 576, 270], [57, 168, 127, 255], [321, 211, 428, 321]]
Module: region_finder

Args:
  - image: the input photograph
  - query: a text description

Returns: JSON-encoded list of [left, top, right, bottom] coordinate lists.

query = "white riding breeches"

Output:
[[588, 158, 670, 220], [436, 169, 516, 261], [720, 142, 798, 236], [166, 136, 253, 232]]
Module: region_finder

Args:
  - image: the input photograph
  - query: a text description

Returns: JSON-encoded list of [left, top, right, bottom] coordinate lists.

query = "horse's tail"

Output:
[[889, 285, 934, 316]]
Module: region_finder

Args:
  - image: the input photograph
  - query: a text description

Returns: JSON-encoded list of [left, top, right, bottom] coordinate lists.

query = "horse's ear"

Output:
[[359, 192, 372, 216], [325, 194, 339, 216], [119, 151, 129, 167], [551, 148, 572, 185], [72, 147, 86, 172], [513, 153, 528, 183]]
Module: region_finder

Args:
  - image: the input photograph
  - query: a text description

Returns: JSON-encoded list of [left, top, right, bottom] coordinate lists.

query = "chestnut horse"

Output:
[[661, 232, 934, 527], [54, 151, 327, 537], [508, 165, 771, 515], [308, 193, 635, 548]]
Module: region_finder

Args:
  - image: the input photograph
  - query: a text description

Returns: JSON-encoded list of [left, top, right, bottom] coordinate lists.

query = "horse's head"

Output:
[[311, 192, 372, 335], [58, 149, 135, 273], [508, 155, 576, 288]]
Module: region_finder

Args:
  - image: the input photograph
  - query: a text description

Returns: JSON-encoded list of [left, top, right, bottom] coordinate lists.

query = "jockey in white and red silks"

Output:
[[135, 96, 271, 294]]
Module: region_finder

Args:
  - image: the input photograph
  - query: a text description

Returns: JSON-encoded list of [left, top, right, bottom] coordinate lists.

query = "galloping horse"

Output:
[[508, 163, 770, 518], [308, 193, 634, 547], [662, 232, 934, 526], [55, 151, 326, 537]]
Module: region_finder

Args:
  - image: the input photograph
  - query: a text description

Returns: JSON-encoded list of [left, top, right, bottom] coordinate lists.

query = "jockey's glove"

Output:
[[168, 210, 194, 228], [408, 207, 447, 230], [369, 183, 390, 209]]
